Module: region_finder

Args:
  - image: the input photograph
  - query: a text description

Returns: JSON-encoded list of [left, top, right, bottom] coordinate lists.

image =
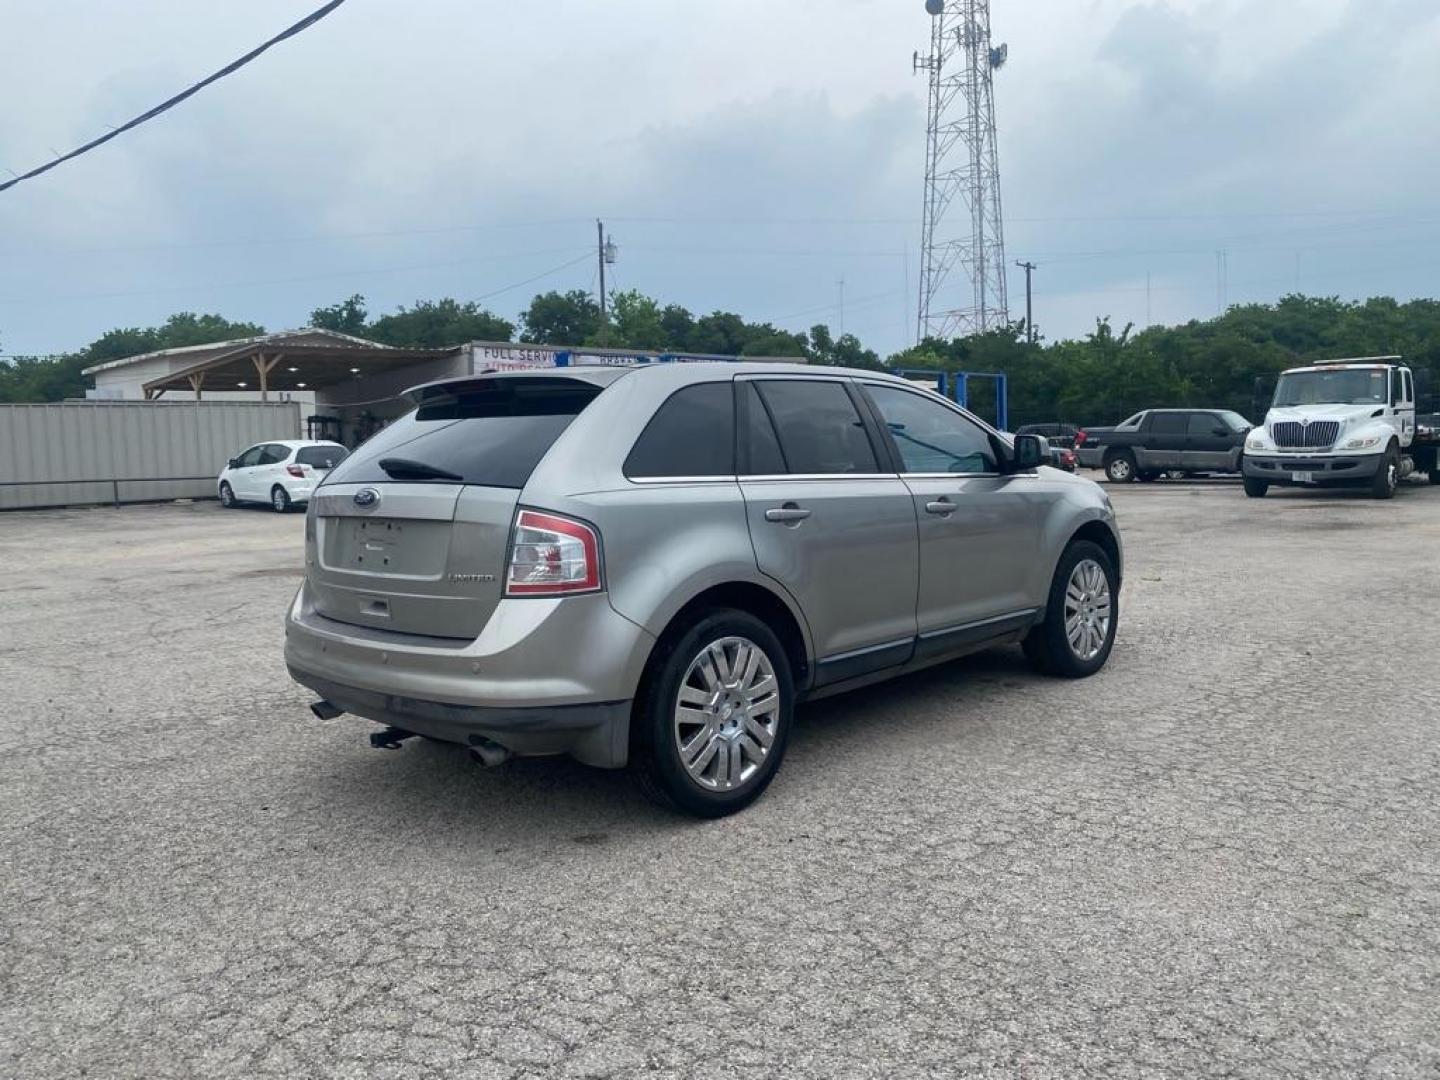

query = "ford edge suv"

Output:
[[285, 364, 1122, 816]]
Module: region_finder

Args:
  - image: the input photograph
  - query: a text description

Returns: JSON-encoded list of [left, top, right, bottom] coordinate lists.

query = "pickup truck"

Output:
[[1076, 408, 1253, 483]]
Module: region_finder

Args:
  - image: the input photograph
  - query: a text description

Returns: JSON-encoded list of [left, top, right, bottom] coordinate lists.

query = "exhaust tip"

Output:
[[310, 700, 344, 721], [468, 736, 513, 768]]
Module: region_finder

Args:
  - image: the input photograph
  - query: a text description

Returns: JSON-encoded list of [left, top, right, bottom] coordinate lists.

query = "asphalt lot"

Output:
[[3, 480, 1439, 1079]]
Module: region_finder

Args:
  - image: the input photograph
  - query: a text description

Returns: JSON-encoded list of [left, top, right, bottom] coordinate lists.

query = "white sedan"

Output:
[[218, 440, 349, 512]]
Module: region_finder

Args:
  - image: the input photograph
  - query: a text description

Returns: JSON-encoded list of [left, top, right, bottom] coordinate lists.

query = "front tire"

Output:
[[271, 485, 292, 513], [1243, 477, 1269, 498], [219, 482, 237, 508], [1023, 540, 1118, 678], [1371, 445, 1399, 500], [631, 609, 793, 818], [1105, 453, 1137, 483]]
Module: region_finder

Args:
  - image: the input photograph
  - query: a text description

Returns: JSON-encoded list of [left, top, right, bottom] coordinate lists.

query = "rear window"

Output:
[[295, 445, 349, 469], [325, 377, 602, 489]]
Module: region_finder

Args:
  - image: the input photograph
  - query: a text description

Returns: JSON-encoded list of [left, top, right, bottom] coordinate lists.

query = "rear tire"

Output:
[[631, 609, 793, 818], [219, 482, 237, 508], [1104, 453, 1137, 483], [1371, 445, 1399, 499], [1023, 540, 1118, 679], [271, 485, 292, 513], [1243, 477, 1269, 498]]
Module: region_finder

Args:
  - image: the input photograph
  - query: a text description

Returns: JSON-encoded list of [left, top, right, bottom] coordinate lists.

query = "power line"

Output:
[[0, 0, 349, 194], [0, 247, 591, 306]]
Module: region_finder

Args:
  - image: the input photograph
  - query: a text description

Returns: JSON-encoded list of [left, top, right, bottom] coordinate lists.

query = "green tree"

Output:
[[366, 299, 513, 348], [0, 312, 265, 403], [521, 290, 601, 345], [309, 294, 369, 335], [809, 323, 884, 369], [659, 304, 696, 350], [603, 290, 669, 350]]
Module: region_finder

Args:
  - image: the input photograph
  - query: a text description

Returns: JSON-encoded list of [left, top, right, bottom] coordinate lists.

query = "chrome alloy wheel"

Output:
[[673, 636, 780, 791], [1064, 558, 1112, 662]]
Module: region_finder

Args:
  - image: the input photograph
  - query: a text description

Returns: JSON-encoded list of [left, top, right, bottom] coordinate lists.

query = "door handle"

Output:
[[925, 498, 956, 515], [764, 504, 811, 524]]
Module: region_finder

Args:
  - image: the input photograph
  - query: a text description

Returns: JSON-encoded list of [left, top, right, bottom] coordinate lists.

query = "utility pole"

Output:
[[1014, 260, 1036, 342], [838, 277, 846, 337], [597, 220, 608, 321]]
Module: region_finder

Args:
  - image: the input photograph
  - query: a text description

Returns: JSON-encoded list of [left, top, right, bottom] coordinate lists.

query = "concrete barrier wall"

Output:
[[0, 401, 301, 510]]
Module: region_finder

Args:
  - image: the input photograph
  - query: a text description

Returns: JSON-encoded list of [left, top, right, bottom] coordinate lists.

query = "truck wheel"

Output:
[[1104, 453, 1136, 483], [1243, 477, 1268, 498], [1371, 445, 1399, 499], [1023, 540, 1118, 678], [631, 609, 794, 818]]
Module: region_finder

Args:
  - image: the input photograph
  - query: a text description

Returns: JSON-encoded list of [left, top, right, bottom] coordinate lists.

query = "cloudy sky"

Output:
[[1, 0, 1437, 357]]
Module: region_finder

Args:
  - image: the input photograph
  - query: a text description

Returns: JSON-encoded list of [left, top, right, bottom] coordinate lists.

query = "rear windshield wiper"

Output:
[[376, 457, 464, 482]]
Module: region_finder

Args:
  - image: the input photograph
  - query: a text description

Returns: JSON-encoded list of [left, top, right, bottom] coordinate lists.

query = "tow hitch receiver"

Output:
[[368, 726, 418, 750]]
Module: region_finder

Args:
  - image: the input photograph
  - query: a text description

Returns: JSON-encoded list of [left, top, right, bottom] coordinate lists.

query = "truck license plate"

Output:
[[1291, 471, 1314, 483]]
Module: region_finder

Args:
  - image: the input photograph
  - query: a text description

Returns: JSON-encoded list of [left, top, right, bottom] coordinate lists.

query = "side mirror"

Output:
[[1012, 433, 1045, 471], [227, 458, 241, 469]]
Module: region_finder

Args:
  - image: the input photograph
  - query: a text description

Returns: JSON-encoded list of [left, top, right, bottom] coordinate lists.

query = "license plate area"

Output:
[[322, 517, 451, 578], [1291, 471, 1315, 483]]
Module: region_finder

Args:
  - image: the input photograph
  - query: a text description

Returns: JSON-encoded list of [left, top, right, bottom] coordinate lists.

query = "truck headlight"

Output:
[[1246, 435, 1268, 451], [1343, 435, 1381, 449]]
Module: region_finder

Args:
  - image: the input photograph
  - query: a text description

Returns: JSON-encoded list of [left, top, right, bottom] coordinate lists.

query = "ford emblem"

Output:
[[353, 487, 380, 509]]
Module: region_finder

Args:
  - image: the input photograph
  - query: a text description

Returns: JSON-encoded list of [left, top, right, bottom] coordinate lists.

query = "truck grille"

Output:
[[1271, 420, 1340, 450]]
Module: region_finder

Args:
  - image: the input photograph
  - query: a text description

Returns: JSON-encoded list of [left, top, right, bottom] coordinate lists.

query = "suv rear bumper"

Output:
[[283, 584, 654, 768], [1243, 452, 1382, 485], [288, 666, 632, 767]]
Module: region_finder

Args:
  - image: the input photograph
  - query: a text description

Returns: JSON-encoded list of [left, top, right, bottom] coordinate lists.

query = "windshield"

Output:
[[295, 445, 349, 469], [1273, 369, 1388, 408], [1218, 410, 1252, 430]]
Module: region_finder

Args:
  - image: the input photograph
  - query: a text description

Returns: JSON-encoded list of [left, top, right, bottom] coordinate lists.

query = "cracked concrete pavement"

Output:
[[2, 481, 1438, 1078]]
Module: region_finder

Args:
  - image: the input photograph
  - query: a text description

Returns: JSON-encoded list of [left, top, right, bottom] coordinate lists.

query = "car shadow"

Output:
[[300, 645, 1053, 841]]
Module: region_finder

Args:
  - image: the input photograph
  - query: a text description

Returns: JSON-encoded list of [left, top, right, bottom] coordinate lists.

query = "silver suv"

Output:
[[286, 364, 1122, 816]]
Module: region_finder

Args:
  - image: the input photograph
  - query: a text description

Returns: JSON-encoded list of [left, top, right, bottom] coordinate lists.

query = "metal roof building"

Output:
[[85, 329, 804, 447]]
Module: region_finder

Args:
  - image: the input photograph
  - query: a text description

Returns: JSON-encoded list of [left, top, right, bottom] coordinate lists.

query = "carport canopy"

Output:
[[134, 331, 457, 401]]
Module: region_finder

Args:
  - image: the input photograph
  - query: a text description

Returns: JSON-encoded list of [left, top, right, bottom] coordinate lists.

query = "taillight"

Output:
[[1074, 429, 1088, 447], [286, 464, 306, 477], [506, 510, 601, 596]]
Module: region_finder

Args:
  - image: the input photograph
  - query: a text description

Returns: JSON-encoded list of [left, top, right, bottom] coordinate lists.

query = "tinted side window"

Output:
[[257, 444, 290, 466], [865, 384, 997, 473], [1186, 413, 1219, 435], [754, 380, 879, 474], [1151, 412, 1188, 435], [739, 382, 787, 475], [1403, 370, 1413, 402], [237, 446, 264, 468], [624, 382, 735, 478]]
